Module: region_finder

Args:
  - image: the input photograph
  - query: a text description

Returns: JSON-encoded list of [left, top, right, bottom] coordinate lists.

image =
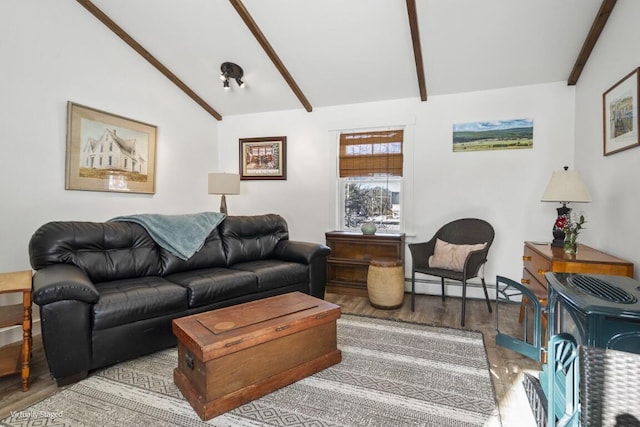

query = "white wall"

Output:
[[0, 1, 219, 274], [0, 1, 219, 343], [9, 1, 630, 335], [219, 81, 577, 296], [574, 0, 640, 277]]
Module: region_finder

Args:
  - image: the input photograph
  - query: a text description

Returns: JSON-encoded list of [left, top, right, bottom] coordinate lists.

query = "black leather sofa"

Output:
[[28, 214, 331, 386]]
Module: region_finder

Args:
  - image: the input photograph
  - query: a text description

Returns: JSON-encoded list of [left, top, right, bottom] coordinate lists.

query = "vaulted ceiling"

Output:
[[80, 0, 615, 120]]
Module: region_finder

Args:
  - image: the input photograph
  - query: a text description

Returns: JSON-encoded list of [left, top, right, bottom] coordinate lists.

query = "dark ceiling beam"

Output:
[[75, 0, 223, 121], [568, 0, 617, 85], [229, 0, 313, 112], [406, 0, 427, 101]]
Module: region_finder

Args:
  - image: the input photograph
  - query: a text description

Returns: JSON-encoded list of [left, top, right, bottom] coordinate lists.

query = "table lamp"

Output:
[[208, 173, 240, 214], [541, 166, 591, 247]]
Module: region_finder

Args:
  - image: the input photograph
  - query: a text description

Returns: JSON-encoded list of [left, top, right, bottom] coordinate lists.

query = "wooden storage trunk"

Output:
[[172, 292, 342, 421]]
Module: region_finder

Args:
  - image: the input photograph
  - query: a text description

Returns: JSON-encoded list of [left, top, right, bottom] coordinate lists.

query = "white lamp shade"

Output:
[[208, 173, 240, 195], [541, 169, 592, 203]]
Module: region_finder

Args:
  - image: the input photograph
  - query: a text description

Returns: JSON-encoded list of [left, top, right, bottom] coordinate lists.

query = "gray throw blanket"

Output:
[[110, 212, 226, 260]]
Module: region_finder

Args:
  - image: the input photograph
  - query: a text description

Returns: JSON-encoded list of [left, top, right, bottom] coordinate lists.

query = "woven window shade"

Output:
[[339, 130, 404, 177]]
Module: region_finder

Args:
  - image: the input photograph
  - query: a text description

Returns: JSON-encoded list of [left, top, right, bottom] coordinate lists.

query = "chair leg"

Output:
[[411, 270, 416, 312], [461, 279, 467, 327], [481, 277, 493, 313], [440, 277, 445, 302]]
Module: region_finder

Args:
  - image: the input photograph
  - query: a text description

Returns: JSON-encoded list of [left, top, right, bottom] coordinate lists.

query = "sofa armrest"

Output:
[[33, 264, 99, 306], [274, 240, 331, 299], [274, 240, 331, 264], [39, 299, 92, 385]]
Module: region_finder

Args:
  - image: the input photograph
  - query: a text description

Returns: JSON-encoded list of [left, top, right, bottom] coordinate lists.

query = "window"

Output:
[[339, 129, 404, 232]]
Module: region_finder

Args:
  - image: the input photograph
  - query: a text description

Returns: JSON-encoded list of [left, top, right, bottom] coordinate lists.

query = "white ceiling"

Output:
[[88, 0, 605, 120]]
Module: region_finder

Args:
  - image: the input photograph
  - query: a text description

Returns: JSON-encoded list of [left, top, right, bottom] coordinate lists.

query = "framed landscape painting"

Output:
[[66, 102, 157, 194], [452, 118, 533, 152], [239, 136, 287, 180], [603, 68, 639, 156]]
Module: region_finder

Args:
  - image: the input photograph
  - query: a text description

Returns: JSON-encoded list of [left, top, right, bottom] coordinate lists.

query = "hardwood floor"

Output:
[[0, 332, 58, 419], [0, 293, 541, 425]]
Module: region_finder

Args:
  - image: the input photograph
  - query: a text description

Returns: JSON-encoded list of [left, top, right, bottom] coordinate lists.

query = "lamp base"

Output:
[[220, 195, 228, 215], [551, 228, 565, 247], [551, 205, 571, 247]]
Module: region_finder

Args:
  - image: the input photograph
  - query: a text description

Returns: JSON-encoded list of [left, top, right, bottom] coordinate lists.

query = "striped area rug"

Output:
[[1, 315, 500, 426]]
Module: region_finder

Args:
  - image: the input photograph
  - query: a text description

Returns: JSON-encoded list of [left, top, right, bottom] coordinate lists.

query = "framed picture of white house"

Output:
[[65, 102, 157, 194]]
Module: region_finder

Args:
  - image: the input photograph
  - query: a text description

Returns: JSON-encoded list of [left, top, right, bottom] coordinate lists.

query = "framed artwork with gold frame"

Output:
[[65, 102, 157, 193]]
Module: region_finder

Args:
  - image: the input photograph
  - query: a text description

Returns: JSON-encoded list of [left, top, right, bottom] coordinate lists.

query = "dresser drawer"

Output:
[[328, 261, 369, 285], [521, 268, 548, 300], [523, 245, 552, 285], [327, 238, 401, 261]]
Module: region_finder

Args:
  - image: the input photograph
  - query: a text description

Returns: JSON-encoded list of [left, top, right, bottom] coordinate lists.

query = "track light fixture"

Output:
[[220, 62, 245, 90]]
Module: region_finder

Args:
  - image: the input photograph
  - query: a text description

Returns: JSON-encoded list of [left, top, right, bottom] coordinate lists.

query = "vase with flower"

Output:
[[558, 213, 586, 255]]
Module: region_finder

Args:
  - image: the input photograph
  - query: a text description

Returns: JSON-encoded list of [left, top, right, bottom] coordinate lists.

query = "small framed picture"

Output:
[[239, 136, 287, 180], [603, 68, 640, 156], [66, 102, 157, 193]]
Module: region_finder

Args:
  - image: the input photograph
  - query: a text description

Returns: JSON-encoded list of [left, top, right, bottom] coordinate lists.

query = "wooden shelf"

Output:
[[0, 342, 22, 377], [0, 304, 23, 329], [0, 270, 32, 391]]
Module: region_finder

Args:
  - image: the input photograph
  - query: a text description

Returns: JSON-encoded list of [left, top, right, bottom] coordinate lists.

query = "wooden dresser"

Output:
[[325, 231, 405, 296], [522, 241, 634, 302]]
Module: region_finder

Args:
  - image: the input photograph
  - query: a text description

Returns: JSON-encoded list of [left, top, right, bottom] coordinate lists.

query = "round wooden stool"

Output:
[[367, 257, 404, 309]]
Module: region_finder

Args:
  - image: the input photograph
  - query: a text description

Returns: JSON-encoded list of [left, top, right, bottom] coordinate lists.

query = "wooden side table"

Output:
[[0, 270, 33, 391], [522, 241, 633, 292], [520, 241, 634, 328], [325, 231, 405, 296]]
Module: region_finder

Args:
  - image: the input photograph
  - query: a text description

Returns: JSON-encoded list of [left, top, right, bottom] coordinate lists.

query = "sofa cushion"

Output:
[[29, 221, 163, 283], [220, 214, 289, 266], [160, 228, 227, 276], [231, 260, 308, 292], [92, 277, 188, 330], [166, 268, 258, 308]]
